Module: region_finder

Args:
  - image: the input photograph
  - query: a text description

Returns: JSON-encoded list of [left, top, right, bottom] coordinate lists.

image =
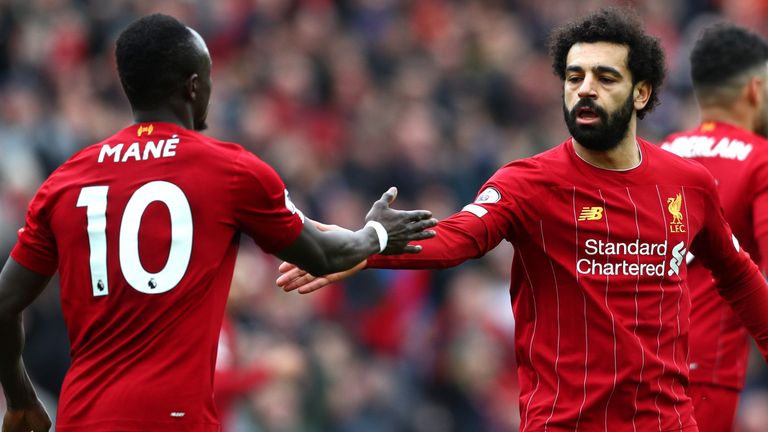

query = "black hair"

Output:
[[116, 14, 200, 109], [548, 7, 665, 119], [690, 23, 768, 88]]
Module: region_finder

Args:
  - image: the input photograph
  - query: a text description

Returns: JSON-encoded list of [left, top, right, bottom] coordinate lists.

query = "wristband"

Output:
[[365, 221, 388, 253]]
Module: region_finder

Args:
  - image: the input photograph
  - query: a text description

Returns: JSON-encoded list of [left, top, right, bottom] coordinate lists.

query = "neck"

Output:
[[572, 118, 641, 170], [133, 105, 193, 130], [699, 104, 753, 133]]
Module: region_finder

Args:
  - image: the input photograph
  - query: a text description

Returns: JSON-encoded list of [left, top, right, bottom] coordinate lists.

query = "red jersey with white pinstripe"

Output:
[[661, 121, 768, 391], [11, 122, 304, 431], [368, 138, 768, 431]]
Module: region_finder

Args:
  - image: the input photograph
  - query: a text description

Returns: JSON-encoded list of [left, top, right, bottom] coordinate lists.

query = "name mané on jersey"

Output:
[[98, 133, 180, 163]]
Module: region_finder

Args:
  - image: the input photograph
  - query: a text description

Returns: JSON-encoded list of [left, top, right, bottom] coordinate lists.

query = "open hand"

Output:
[[366, 187, 437, 255], [277, 260, 366, 294]]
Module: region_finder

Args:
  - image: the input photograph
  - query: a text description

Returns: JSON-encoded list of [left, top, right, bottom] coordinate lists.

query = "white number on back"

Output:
[[77, 181, 193, 296]]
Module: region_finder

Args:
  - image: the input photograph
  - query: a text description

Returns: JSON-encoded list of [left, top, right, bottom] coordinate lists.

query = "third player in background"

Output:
[[660, 23, 768, 432]]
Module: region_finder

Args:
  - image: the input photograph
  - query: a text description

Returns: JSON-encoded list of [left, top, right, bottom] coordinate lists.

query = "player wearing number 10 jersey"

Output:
[[16, 122, 302, 431], [0, 14, 436, 432]]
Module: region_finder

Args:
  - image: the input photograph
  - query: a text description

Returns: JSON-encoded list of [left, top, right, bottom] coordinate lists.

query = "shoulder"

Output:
[[496, 142, 572, 188], [642, 139, 717, 195], [659, 124, 766, 162], [493, 143, 566, 182], [173, 131, 281, 180], [644, 138, 710, 176], [180, 131, 251, 159]]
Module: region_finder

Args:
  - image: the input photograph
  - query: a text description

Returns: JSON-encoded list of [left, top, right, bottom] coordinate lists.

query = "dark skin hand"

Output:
[[0, 190, 434, 432], [276, 187, 437, 277], [0, 259, 52, 432], [0, 26, 434, 431]]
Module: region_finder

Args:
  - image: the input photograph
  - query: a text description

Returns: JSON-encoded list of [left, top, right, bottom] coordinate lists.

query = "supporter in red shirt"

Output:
[[660, 23, 768, 432], [0, 14, 436, 432], [278, 8, 768, 431]]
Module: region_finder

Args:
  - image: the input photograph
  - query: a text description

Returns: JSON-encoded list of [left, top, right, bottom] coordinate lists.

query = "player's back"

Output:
[[19, 122, 299, 431], [661, 121, 768, 389]]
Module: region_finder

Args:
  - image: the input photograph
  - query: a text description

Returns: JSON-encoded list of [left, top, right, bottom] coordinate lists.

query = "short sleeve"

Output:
[[11, 182, 59, 276], [230, 150, 304, 254]]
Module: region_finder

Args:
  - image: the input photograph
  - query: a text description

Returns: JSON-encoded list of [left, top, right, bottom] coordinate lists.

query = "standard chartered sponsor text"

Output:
[[578, 239, 668, 276]]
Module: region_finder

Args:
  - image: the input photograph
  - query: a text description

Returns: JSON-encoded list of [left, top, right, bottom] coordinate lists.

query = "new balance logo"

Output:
[[578, 207, 604, 221]]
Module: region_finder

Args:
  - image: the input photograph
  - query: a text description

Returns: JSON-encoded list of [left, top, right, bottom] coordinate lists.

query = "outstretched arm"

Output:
[[0, 258, 52, 432], [276, 187, 437, 277], [278, 208, 507, 293]]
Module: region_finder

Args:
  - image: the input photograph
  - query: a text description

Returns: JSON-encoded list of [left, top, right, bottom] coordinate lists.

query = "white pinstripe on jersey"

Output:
[[653, 185, 669, 431], [673, 188, 694, 426], [519, 248, 541, 432], [625, 187, 645, 432], [541, 219, 562, 431], [599, 189, 619, 432], [573, 187, 590, 431]]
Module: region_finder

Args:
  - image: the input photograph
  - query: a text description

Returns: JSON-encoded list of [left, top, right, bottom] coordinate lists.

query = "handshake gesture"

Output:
[[363, 187, 437, 255], [277, 186, 437, 291]]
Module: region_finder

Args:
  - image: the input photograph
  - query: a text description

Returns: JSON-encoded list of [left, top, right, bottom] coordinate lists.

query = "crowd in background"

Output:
[[1, 0, 768, 431]]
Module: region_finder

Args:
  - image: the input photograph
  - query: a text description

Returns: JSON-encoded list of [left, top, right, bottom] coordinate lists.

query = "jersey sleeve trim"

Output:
[[229, 149, 304, 254], [10, 242, 58, 276], [462, 204, 488, 217]]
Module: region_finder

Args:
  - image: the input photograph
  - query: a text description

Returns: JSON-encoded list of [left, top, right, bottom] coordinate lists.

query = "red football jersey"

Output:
[[368, 138, 768, 431], [661, 121, 768, 390], [11, 122, 304, 432]]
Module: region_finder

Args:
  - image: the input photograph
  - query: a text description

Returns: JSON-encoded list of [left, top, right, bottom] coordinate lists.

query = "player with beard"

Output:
[[277, 8, 768, 431], [0, 14, 437, 432], [660, 24, 768, 432]]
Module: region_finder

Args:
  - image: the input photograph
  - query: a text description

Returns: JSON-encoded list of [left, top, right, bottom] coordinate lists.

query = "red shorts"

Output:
[[688, 383, 740, 432]]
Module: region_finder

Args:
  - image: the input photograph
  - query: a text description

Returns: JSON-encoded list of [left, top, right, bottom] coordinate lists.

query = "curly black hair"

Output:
[[116, 14, 200, 110], [548, 7, 665, 119], [690, 23, 768, 88]]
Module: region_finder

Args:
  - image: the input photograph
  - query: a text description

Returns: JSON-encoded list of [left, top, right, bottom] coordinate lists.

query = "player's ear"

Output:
[[633, 80, 652, 111], [185, 73, 199, 102], [746, 76, 763, 106]]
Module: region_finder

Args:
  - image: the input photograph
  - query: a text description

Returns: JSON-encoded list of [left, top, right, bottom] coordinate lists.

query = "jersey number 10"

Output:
[[77, 181, 193, 297]]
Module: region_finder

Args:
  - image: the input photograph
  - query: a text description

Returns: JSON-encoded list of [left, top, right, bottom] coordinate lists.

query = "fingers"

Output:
[[411, 230, 437, 240], [379, 187, 398, 206], [394, 219, 437, 239], [278, 259, 365, 294], [296, 260, 366, 293], [282, 273, 317, 292], [276, 267, 310, 291], [298, 277, 334, 294], [405, 210, 434, 222], [401, 245, 423, 254], [278, 261, 296, 273], [413, 218, 438, 230]]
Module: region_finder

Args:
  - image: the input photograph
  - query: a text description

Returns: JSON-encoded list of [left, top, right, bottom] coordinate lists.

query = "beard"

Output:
[[563, 92, 634, 151]]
